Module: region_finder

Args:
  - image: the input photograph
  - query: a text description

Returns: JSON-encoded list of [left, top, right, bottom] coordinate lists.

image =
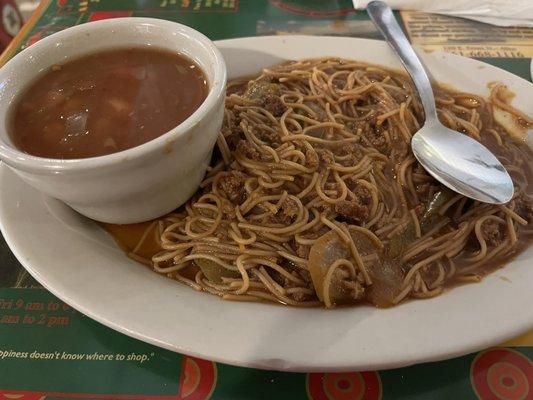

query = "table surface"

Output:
[[0, 1, 531, 399]]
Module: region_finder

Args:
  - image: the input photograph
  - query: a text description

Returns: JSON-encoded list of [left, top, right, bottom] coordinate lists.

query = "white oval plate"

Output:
[[1, 36, 532, 372]]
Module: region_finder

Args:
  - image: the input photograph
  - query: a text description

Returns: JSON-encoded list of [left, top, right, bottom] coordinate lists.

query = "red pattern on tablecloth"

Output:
[[471, 348, 532, 400], [178, 356, 217, 400], [307, 371, 382, 400]]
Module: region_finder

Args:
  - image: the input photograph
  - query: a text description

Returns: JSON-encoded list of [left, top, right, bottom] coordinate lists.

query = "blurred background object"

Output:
[[352, 0, 533, 27], [0, 0, 41, 51], [16, 0, 38, 21], [0, 0, 23, 50]]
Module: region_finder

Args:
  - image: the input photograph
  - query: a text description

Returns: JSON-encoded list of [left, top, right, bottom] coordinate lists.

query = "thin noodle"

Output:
[[110, 57, 533, 309]]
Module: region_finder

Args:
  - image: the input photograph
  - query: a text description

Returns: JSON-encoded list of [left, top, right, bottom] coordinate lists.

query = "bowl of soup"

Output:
[[0, 18, 226, 223]]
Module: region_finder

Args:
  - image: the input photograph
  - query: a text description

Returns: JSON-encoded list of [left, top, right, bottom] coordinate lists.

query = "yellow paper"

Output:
[[401, 11, 533, 58]]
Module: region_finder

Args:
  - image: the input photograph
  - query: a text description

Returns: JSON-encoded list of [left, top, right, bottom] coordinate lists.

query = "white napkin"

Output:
[[353, 0, 533, 27]]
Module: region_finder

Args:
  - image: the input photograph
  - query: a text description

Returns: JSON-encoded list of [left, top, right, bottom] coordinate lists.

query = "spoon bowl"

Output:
[[412, 123, 514, 203]]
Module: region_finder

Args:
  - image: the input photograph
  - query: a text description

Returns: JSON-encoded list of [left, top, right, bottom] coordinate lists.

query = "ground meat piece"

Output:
[[220, 201, 237, 219], [339, 143, 363, 158], [276, 197, 299, 224], [214, 223, 230, 241], [236, 140, 262, 161], [339, 144, 364, 167], [218, 171, 246, 204], [261, 94, 286, 117], [335, 185, 372, 224], [226, 82, 247, 96], [390, 135, 409, 157], [223, 119, 244, 151], [481, 220, 504, 246], [256, 127, 280, 145], [345, 121, 359, 133], [334, 200, 371, 225], [317, 148, 335, 166], [244, 81, 281, 101], [305, 148, 319, 169], [343, 279, 365, 301], [291, 290, 309, 302], [366, 127, 386, 149], [360, 114, 387, 150], [316, 202, 333, 214], [353, 185, 372, 206]]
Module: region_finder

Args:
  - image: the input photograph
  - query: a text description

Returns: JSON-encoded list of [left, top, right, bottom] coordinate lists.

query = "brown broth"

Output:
[[10, 48, 208, 159], [102, 221, 160, 260], [102, 222, 200, 280]]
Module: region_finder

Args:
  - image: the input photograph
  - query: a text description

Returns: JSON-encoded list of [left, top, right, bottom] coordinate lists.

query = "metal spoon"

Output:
[[366, 1, 514, 204]]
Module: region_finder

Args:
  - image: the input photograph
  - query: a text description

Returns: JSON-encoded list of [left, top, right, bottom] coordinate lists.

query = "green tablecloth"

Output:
[[0, 1, 531, 399]]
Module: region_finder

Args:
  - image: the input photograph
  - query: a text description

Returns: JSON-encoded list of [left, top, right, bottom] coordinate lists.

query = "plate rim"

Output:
[[1, 35, 532, 372]]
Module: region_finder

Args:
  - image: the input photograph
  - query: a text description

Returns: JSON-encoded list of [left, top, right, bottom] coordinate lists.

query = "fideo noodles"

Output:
[[106, 58, 533, 308]]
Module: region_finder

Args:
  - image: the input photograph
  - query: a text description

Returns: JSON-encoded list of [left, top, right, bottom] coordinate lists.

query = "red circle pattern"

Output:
[[471, 348, 532, 400], [178, 356, 217, 400], [307, 371, 382, 400]]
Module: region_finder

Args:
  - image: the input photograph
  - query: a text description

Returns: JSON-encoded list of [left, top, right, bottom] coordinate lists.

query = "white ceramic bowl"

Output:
[[0, 18, 227, 224]]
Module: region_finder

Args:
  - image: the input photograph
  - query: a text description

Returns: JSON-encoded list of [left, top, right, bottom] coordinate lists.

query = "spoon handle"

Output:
[[367, 1, 438, 122]]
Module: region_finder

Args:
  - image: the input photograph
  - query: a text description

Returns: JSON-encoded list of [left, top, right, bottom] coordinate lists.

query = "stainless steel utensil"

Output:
[[366, 1, 514, 204]]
